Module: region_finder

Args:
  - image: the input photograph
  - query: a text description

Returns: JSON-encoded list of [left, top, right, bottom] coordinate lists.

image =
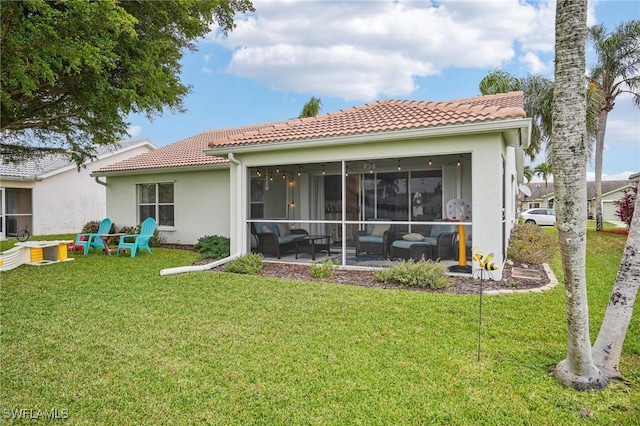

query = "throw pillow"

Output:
[[402, 233, 424, 242], [261, 225, 273, 233], [276, 223, 290, 236], [371, 224, 390, 237]]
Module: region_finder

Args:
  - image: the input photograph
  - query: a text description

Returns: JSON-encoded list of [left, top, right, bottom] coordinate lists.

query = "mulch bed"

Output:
[[211, 260, 548, 295], [258, 261, 548, 294], [601, 229, 629, 236], [161, 244, 549, 295]]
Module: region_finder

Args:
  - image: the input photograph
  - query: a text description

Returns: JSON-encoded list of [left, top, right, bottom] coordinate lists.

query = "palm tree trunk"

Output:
[[594, 109, 608, 231], [551, 0, 607, 391], [592, 193, 640, 378]]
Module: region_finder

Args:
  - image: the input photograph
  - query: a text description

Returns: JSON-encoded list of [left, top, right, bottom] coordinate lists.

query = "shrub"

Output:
[[195, 235, 230, 259], [118, 225, 137, 235], [310, 259, 335, 279], [149, 229, 167, 247], [81, 220, 116, 234], [224, 253, 263, 275], [507, 223, 555, 264], [614, 186, 637, 227], [373, 258, 448, 289], [117, 225, 167, 247]]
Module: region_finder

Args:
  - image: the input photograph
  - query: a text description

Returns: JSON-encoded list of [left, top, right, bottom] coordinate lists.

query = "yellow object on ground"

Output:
[[0, 241, 73, 272]]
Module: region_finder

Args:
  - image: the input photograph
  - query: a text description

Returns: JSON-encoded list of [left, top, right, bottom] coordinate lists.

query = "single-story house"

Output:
[[94, 92, 531, 279], [0, 139, 156, 238], [523, 180, 637, 221]]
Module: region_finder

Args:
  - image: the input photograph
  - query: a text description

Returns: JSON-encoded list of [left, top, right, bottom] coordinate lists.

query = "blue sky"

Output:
[[127, 0, 640, 181]]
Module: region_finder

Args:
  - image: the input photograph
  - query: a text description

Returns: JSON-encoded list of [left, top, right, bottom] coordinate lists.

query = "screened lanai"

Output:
[[247, 154, 472, 268]]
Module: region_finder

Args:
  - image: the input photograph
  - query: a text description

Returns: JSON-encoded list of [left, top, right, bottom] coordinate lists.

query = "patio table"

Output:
[[99, 234, 123, 255], [295, 235, 331, 261]]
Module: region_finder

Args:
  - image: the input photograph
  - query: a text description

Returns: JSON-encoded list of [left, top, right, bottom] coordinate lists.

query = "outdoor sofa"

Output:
[[355, 221, 394, 258], [252, 222, 308, 259], [390, 224, 457, 261]]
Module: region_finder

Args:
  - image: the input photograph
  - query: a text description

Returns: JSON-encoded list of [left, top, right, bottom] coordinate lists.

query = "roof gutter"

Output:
[[204, 118, 532, 156], [160, 152, 245, 276], [94, 176, 107, 186], [0, 175, 43, 182], [91, 162, 230, 178]]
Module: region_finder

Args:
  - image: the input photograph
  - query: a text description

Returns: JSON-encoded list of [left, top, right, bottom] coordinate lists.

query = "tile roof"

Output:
[[95, 124, 274, 173], [0, 139, 153, 178], [211, 92, 526, 148], [96, 91, 525, 173]]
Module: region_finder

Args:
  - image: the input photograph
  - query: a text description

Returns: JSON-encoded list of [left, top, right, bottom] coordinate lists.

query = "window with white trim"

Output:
[[138, 183, 174, 227]]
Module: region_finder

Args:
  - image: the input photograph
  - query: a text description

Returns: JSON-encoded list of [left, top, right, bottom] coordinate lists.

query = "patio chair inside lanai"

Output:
[[247, 155, 471, 268]]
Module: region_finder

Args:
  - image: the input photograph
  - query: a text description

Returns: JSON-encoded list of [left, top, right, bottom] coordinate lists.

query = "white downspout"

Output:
[[160, 153, 244, 276]]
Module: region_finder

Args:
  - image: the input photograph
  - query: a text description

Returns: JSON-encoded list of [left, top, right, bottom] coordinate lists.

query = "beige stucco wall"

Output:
[[105, 168, 230, 244]]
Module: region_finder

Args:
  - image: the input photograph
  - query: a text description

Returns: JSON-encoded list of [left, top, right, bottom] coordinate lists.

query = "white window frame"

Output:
[[138, 182, 175, 229]]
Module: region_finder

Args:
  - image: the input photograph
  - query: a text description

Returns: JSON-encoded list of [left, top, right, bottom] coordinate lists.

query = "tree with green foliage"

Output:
[[523, 165, 534, 183], [551, 6, 640, 392], [298, 96, 323, 118], [478, 69, 603, 166], [533, 162, 553, 188], [1, 0, 254, 166], [479, 69, 553, 160], [587, 21, 640, 231]]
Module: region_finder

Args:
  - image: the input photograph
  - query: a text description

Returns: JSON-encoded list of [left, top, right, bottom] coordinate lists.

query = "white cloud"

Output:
[[604, 99, 640, 148], [520, 51, 548, 74], [127, 125, 142, 138], [205, 0, 558, 100], [587, 171, 635, 181], [587, 0, 599, 27]]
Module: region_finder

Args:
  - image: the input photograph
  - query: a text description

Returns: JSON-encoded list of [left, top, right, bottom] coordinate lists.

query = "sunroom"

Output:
[[205, 93, 530, 279]]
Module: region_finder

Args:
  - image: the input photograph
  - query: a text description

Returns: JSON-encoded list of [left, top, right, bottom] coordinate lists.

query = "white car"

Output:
[[520, 208, 556, 226]]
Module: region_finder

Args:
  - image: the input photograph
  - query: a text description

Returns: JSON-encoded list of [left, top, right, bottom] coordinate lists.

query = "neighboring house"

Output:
[[523, 180, 637, 221], [95, 92, 531, 279], [0, 139, 156, 238], [521, 183, 555, 210]]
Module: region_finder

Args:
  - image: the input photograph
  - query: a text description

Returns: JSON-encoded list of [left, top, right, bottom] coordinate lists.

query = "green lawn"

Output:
[[1, 231, 638, 424], [586, 220, 624, 230]]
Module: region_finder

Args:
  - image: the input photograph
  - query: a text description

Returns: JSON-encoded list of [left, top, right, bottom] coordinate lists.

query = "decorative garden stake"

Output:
[[472, 251, 499, 361]]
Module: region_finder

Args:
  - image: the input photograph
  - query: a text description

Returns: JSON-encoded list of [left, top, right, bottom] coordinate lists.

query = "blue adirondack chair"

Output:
[[117, 217, 157, 257], [74, 218, 113, 255]]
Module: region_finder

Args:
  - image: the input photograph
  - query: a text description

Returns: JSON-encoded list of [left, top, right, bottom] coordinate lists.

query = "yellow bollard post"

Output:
[[457, 223, 467, 266]]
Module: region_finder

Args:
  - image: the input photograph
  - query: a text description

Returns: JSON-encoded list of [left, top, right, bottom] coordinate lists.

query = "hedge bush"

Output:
[[81, 220, 116, 234], [507, 223, 555, 264], [310, 260, 335, 279], [224, 253, 263, 275], [195, 235, 230, 259], [373, 258, 448, 289], [117, 224, 166, 247]]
